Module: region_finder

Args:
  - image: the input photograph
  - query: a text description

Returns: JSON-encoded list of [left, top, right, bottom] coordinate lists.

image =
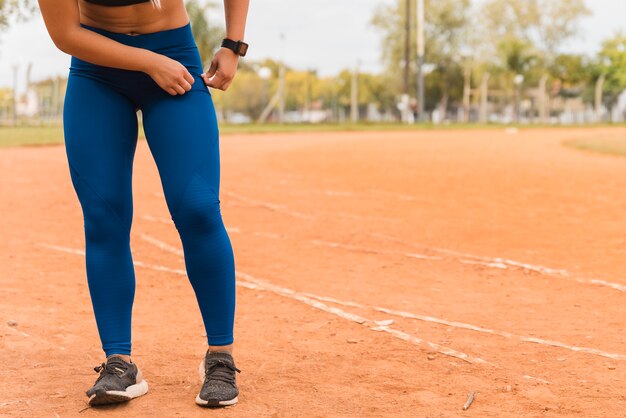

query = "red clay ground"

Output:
[[2, 127, 626, 417]]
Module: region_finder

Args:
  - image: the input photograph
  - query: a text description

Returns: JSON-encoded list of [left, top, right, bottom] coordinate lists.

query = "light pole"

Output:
[[11, 63, 19, 126], [416, 0, 425, 122], [403, 0, 411, 97], [514, 74, 524, 123], [350, 61, 360, 123]]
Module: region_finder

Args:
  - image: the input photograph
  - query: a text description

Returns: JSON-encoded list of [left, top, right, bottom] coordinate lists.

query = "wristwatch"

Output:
[[221, 38, 249, 57]]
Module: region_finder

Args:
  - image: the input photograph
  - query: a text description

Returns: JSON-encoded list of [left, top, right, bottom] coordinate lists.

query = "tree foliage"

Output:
[[597, 34, 626, 106], [185, 0, 224, 69], [0, 0, 37, 32], [370, 0, 471, 111]]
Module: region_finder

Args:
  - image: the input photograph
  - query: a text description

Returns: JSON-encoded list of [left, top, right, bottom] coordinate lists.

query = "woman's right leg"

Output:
[[63, 72, 139, 358]]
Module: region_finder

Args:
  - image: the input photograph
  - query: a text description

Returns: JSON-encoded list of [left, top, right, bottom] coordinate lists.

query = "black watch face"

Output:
[[238, 42, 248, 56]]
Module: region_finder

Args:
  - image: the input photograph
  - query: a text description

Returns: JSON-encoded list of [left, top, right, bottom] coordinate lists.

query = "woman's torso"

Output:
[[78, 0, 189, 35]]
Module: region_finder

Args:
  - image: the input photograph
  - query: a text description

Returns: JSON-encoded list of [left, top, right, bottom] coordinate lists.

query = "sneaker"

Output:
[[195, 350, 241, 407], [86, 355, 149, 406]]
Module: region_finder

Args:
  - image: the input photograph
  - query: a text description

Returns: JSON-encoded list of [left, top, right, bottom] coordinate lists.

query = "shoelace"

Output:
[[204, 359, 241, 385], [93, 361, 127, 381]]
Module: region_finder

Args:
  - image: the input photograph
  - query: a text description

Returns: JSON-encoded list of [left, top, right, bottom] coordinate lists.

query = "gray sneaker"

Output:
[[195, 350, 241, 407], [86, 356, 149, 406]]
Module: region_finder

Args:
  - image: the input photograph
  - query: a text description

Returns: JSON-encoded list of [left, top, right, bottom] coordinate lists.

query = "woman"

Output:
[[37, 0, 249, 408]]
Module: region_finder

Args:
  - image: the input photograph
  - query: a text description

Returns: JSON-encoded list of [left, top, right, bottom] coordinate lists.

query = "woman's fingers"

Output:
[[183, 71, 195, 86], [206, 71, 234, 91], [203, 60, 218, 78], [180, 79, 193, 91]]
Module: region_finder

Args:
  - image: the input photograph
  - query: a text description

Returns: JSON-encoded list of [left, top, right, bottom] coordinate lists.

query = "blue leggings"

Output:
[[63, 21, 235, 357]]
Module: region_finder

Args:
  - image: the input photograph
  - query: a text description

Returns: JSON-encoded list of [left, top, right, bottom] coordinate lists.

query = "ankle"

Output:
[[107, 354, 132, 363], [208, 344, 233, 355]]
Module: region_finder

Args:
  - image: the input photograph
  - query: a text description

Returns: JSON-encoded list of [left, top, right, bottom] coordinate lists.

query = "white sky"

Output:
[[0, 0, 624, 90]]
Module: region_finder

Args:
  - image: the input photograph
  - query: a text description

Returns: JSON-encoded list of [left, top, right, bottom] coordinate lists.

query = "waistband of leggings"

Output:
[[79, 20, 195, 49]]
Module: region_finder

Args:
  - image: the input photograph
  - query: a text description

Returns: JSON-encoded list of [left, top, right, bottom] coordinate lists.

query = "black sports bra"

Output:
[[84, 0, 151, 6]]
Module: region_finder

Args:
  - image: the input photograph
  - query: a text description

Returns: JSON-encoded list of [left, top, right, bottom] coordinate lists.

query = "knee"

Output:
[[172, 180, 223, 236], [83, 203, 130, 245], [70, 174, 131, 244]]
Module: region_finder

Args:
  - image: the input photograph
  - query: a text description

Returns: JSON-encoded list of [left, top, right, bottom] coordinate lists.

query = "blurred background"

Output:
[[0, 0, 625, 126]]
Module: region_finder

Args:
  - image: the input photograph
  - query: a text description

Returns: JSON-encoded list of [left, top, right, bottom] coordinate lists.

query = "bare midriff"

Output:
[[78, 0, 190, 35]]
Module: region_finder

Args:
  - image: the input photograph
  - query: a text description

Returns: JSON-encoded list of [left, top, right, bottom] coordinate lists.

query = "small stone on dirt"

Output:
[[7, 320, 18, 327], [346, 338, 358, 344]]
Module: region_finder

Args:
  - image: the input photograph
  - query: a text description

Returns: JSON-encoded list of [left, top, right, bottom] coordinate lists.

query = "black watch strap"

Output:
[[221, 38, 248, 57]]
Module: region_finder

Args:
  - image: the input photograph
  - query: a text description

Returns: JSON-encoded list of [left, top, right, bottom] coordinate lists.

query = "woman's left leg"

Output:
[[141, 85, 236, 350]]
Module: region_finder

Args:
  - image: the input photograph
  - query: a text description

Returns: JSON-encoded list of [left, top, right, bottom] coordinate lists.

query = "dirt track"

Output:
[[2, 127, 626, 417]]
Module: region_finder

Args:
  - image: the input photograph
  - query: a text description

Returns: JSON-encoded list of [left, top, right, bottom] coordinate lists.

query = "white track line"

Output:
[[436, 249, 626, 292], [141, 216, 438, 261], [523, 375, 552, 384], [224, 191, 397, 223], [136, 234, 626, 362], [236, 274, 487, 364], [371, 232, 626, 293], [224, 191, 314, 220], [299, 293, 626, 361], [310, 239, 442, 261], [140, 214, 626, 294], [135, 233, 626, 363], [40, 242, 487, 364], [134, 224, 626, 360]]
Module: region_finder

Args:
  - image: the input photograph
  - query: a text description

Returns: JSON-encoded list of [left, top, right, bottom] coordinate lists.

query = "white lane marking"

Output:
[[140, 233, 183, 256], [300, 290, 626, 361], [132, 235, 626, 362], [371, 232, 626, 293], [139, 222, 626, 359], [40, 242, 487, 365], [40, 243, 85, 255], [459, 259, 508, 269], [224, 191, 314, 220], [310, 239, 442, 261], [523, 375, 551, 384], [141, 214, 169, 224], [236, 272, 488, 365], [141, 216, 437, 261], [224, 191, 397, 223], [144, 209, 626, 294]]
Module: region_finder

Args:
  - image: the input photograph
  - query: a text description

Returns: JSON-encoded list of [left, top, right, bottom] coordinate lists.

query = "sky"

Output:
[[0, 0, 625, 91]]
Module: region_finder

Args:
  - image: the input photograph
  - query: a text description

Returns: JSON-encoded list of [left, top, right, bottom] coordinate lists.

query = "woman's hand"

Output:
[[144, 53, 195, 96], [201, 47, 239, 91]]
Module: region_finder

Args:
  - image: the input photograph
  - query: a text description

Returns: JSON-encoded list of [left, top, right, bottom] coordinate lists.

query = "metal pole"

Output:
[[462, 61, 471, 123], [11, 63, 19, 126], [479, 72, 490, 124], [403, 0, 410, 96], [595, 73, 606, 123], [416, 0, 425, 122], [278, 64, 285, 124], [351, 64, 359, 123]]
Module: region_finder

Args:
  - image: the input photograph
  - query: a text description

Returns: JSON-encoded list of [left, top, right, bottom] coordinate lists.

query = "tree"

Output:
[[370, 0, 472, 116], [480, 0, 590, 120], [185, 0, 224, 69], [548, 53, 591, 98], [0, 0, 37, 33], [481, 0, 590, 61], [595, 34, 626, 108]]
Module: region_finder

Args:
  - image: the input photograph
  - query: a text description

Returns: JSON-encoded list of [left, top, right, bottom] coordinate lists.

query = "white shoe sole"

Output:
[[88, 379, 149, 406], [195, 359, 238, 407]]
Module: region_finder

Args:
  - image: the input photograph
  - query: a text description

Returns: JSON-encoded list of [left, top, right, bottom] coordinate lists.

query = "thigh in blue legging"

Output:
[[63, 22, 235, 357]]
